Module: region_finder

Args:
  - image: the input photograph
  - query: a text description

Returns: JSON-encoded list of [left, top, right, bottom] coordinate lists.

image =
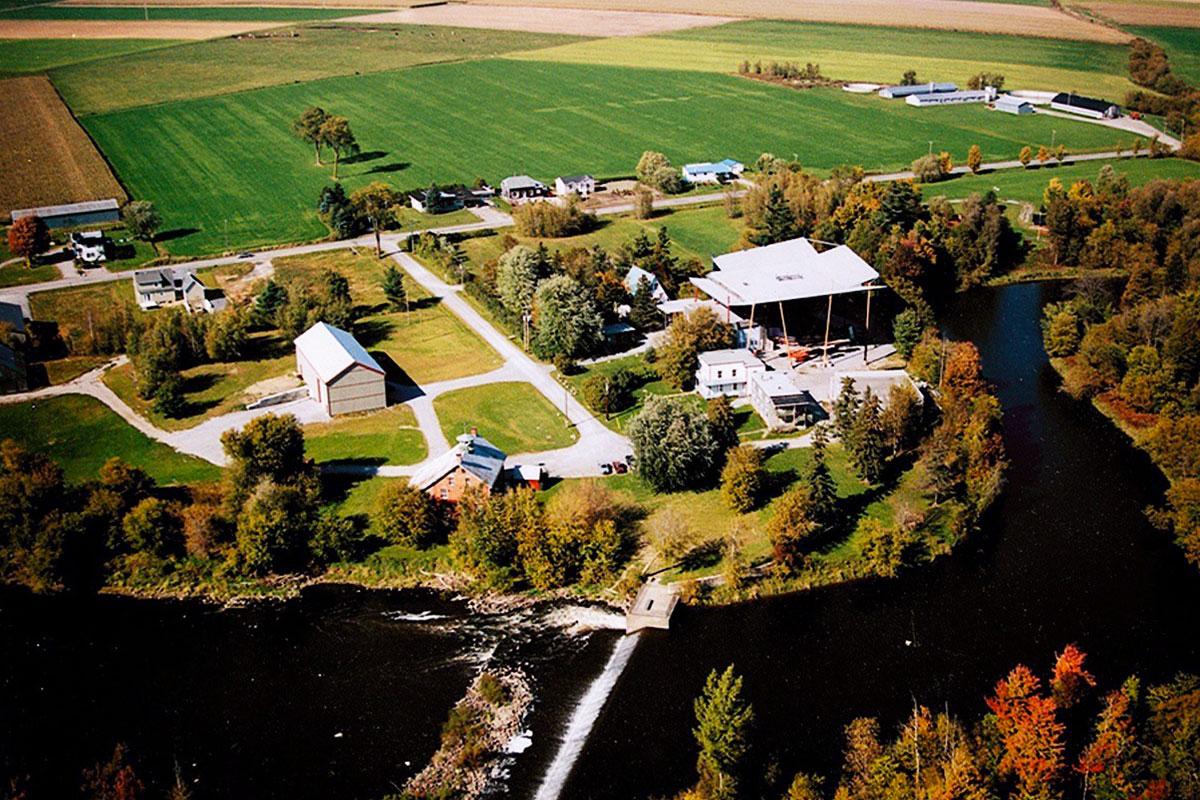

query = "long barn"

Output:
[[294, 322, 386, 416]]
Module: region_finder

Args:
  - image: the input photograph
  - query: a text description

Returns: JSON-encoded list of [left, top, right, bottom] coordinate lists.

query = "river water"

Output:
[[3, 283, 1200, 799]]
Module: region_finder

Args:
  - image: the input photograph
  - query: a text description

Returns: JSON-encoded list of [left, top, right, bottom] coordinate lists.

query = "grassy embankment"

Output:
[[923, 156, 1200, 203], [80, 58, 1131, 256]]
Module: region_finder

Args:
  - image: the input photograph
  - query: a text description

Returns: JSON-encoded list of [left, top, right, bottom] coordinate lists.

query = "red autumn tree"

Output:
[[1051, 643, 1097, 707], [986, 664, 1066, 800], [7, 215, 49, 267], [941, 342, 987, 414], [1076, 684, 1141, 800]]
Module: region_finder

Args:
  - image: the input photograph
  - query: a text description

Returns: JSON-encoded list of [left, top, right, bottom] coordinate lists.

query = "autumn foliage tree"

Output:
[[1051, 643, 1097, 708], [986, 664, 1066, 799], [7, 215, 49, 266]]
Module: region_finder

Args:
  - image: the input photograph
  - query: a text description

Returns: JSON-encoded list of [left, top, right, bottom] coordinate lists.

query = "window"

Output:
[[440, 488, 449, 500], [717, 370, 723, 379], [448, 475, 454, 487]]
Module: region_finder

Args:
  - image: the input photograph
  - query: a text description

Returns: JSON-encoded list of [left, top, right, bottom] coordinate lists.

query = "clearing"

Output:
[[81, 59, 1131, 256], [339, 4, 737, 36], [511, 19, 1137, 98], [0, 75, 126, 220], [304, 405, 427, 466], [923, 156, 1200, 203], [0, 394, 220, 484], [463, 0, 1132, 42], [433, 382, 578, 454]]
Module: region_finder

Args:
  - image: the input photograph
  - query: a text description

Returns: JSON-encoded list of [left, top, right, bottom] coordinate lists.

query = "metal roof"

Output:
[[294, 322, 384, 383], [557, 174, 593, 184], [1051, 92, 1118, 114], [0, 301, 25, 334], [698, 348, 764, 367], [410, 433, 506, 491], [683, 159, 743, 176], [501, 175, 546, 191], [696, 237, 879, 305], [751, 370, 814, 403], [879, 82, 956, 98], [11, 198, 119, 220]]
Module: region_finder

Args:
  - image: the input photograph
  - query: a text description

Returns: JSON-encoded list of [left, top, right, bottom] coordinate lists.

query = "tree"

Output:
[[152, 373, 185, 418], [967, 144, 983, 174], [692, 665, 754, 800], [380, 264, 408, 311], [7, 216, 49, 266], [807, 425, 838, 526], [220, 413, 309, 506], [350, 181, 398, 257], [656, 306, 736, 391], [628, 276, 661, 331], [204, 309, 248, 362], [901, 69, 919, 85], [496, 245, 543, 317], [1076, 684, 1140, 800], [122, 201, 161, 243], [121, 497, 183, 559], [1051, 643, 1096, 708], [292, 106, 329, 165], [834, 377, 861, 446], [751, 185, 798, 246], [893, 308, 923, 359], [783, 773, 824, 800], [234, 479, 316, 575], [532, 274, 604, 362], [720, 446, 765, 513], [318, 115, 357, 180], [81, 743, 143, 800], [254, 279, 287, 321], [985, 664, 1066, 799], [849, 388, 885, 484], [912, 154, 948, 183], [706, 395, 740, 454], [1019, 145, 1033, 168], [881, 383, 923, 455], [967, 71, 1005, 90], [647, 507, 693, 565], [860, 518, 915, 576], [1037, 145, 1051, 165], [628, 395, 719, 493], [374, 482, 437, 547], [768, 485, 817, 572], [636, 150, 671, 183]]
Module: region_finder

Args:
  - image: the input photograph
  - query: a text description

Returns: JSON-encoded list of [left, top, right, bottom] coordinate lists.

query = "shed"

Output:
[[11, 198, 120, 229], [993, 94, 1035, 115], [294, 322, 386, 416]]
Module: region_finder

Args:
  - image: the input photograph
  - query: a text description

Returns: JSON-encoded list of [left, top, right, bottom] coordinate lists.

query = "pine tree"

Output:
[[380, 264, 407, 311], [834, 377, 861, 447], [849, 388, 885, 485], [807, 425, 838, 526], [628, 277, 662, 331], [693, 665, 754, 800], [757, 185, 797, 245]]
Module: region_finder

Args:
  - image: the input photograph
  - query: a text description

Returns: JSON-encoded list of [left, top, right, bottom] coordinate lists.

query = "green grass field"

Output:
[[1, 6, 372, 20], [923, 156, 1200, 203], [304, 405, 426, 466], [83, 59, 1131, 256], [1128, 26, 1200, 86], [0, 394, 219, 484], [0, 260, 59, 287], [509, 19, 1136, 98], [433, 381, 577, 454], [53, 24, 584, 115], [0, 38, 177, 75]]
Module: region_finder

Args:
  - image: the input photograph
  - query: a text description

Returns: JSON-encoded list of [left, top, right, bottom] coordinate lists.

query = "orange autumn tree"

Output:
[[1051, 643, 1097, 708], [1076, 681, 1142, 800], [986, 664, 1066, 799]]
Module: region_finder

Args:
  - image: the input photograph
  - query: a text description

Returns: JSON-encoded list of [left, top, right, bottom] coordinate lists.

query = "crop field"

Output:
[[1077, 0, 1200, 27], [82, 59, 1130, 255], [1129, 26, 1200, 83], [0, 76, 126, 219], [53, 24, 584, 115], [0, 5, 371, 20], [510, 19, 1137, 97], [0, 38, 175, 74], [925, 156, 1200, 203]]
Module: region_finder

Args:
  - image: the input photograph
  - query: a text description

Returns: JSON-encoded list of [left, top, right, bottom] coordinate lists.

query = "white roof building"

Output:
[[905, 88, 995, 107], [695, 348, 766, 399], [692, 237, 880, 307], [993, 94, 1035, 115], [294, 322, 386, 416]]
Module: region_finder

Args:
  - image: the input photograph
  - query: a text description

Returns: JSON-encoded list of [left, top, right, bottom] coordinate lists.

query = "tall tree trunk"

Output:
[[313, 141, 323, 166], [332, 149, 340, 180], [374, 227, 381, 258]]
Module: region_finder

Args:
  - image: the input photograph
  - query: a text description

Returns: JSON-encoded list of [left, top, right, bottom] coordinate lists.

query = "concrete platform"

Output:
[[625, 581, 680, 634]]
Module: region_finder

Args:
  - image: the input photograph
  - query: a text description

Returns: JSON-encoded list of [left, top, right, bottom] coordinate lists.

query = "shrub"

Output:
[[720, 446, 765, 512], [374, 482, 437, 547], [911, 154, 948, 183], [512, 199, 594, 238], [580, 366, 641, 416], [628, 396, 719, 492]]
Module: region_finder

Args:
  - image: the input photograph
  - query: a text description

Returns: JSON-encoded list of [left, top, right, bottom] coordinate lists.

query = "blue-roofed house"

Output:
[[410, 429, 507, 502], [681, 159, 745, 184], [624, 265, 669, 302]]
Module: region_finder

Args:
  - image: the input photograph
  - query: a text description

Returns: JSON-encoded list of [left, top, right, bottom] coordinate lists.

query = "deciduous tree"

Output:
[[292, 106, 329, 165], [319, 115, 357, 180], [967, 144, 983, 174], [122, 201, 161, 243], [350, 181, 398, 257], [720, 445, 765, 513], [7, 216, 49, 266]]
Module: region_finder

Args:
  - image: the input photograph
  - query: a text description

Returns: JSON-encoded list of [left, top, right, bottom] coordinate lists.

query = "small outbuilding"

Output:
[[555, 175, 596, 198], [294, 321, 386, 416], [1050, 92, 1120, 120], [10, 198, 120, 229], [410, 430, 507, 502], [682, 159, 744, 184], [500, 175, 549, 202], [993, 94, 1035, 115]]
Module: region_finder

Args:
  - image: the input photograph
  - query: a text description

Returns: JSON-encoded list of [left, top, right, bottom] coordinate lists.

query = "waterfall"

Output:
[[532, 632, 641, 800]]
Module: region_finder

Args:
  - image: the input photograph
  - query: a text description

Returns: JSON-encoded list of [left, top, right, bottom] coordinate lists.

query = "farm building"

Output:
[[993, 94, 1035, 115], [500, 175, 549, 202], [410, 430, 507, 502], [906, 88, 995, 107], [695, 348, 766, 399], [69, 231, 109, 265], [11, 198, 120, 229], [555, 175, 596, 198], [0, 301, 27, 344], [691, 237, 884, 361], [878, 82, 956, 99], [132, 267, 225, 313], [410, 187, 465, 215], [682, 159, 744, 184], [624, 265, 669, 303], [1050, 92, 1120, 119], [294, 322, 386, 417], [749, 370, 819, 431]]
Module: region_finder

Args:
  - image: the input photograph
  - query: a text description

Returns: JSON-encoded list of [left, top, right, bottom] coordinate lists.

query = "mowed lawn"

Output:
[[0, 394, 219, 484], [923, 156, 1200, 203], [433, 382, 577, 454], [304, 405, 427, 466], [510, 19, 1136, 98], [83, 59, 1130, 256]]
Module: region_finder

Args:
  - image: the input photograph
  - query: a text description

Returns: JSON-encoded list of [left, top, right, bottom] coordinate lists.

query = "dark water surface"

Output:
[[558, 282, 1200, 798], [4, 283, 1200, 799]]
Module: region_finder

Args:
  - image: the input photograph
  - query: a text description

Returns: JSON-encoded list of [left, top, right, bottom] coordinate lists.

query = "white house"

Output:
[[500, 175, 549, 202], [1050, 92, 1120, 120], [749, 370, 820, 431], [694, 348, 766, 399], [993, 94, 1035, 115], [555, 174, 596, 198], [183, 273, 227, 314], [69, 230, 108, 265], [905, 87, 995, 107], [294, 322, 386, 416], [133, 267, 225, 313], [624, 265, 669, 303], [682, 159, 744, 184]]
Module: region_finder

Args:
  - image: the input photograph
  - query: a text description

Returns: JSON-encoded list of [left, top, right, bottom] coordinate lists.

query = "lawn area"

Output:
[[433, 381, 577, 454], [0, 38, 176, 75], [81, 59, 1130, 256], [922, 156, 1200, 203], [0, 260, 59, 287], [1129, 26, 1200, 86], [509, 19, 1136, 99], [0, 394, 219, 484], [304, 405, 426, 466], [559, 353, 678, 434], [54, 24, 584, 115], [40, 354, 109, 385], [102, 332, 295, 431], [274, 249, 504, 383]]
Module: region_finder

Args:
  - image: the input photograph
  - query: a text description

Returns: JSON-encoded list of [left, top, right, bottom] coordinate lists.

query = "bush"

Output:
[[512, 199, 594, 238], [374, 482, 437, 547], [720, 446, 765, 512], [580, 366, 641, 416], [911, 154, 948, 183], [628, 396, 719, 492]]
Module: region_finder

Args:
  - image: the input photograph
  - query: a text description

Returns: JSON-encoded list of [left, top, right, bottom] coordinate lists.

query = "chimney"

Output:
[[470, 426, 478, 437]]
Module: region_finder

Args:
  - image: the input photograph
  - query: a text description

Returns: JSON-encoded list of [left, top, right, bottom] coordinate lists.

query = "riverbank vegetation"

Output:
[[672, 646, 1200, 800], [1038, 173, 1200, 570]]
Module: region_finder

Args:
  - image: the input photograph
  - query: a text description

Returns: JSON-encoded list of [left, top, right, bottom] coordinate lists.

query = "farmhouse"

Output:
[[694, 348, 766, 399], [555, 175, 596, 198], [624, 265, 669, 303], [749, 370, 819, 432], [682, 159, 744, 184], [11, 198, 120, 229], [878, 82, 956, 99], [132, 267, 225, 313], [906, 88, 995, 107], [410, 430, 506, 502], [294, 322, 386, 417], [1050, 92, 1120, 119], [993, 94, 1035, 115], [410, 187, 465, 215], [69, 230, 109, 265], [500, 175, 549, 202]]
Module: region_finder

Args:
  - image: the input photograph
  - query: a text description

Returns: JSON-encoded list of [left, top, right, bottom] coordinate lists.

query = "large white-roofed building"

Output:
[[294, 322, 387, 416]]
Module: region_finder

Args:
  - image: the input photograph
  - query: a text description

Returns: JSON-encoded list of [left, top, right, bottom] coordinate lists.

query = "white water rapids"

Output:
[[531, 631, 641, 800]]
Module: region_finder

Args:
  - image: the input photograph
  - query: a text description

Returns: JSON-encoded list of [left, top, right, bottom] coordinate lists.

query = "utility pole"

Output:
[[927, 140, 934, 156], [1051, 128, 1056, 149]]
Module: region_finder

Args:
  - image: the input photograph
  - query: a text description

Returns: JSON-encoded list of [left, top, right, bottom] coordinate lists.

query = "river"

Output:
[[3, 283, 1200, 799]]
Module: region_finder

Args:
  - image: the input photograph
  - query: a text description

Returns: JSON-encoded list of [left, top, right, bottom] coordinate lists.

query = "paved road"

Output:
[[868, 149, 1168, 184]]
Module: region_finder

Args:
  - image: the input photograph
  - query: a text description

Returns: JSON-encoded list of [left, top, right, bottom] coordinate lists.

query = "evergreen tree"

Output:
[[628, 277, 662, 330], [807, 425, 838, 526], [706, 395, 740, 454], [849, 388, 886, 484], [755, 185, 797, 245], [693, 666, 755, 800], [834, 377, 861, 446], [254, 279, 287, 322], [380, 264, 408, 311], [893, 307, 923, 359]]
